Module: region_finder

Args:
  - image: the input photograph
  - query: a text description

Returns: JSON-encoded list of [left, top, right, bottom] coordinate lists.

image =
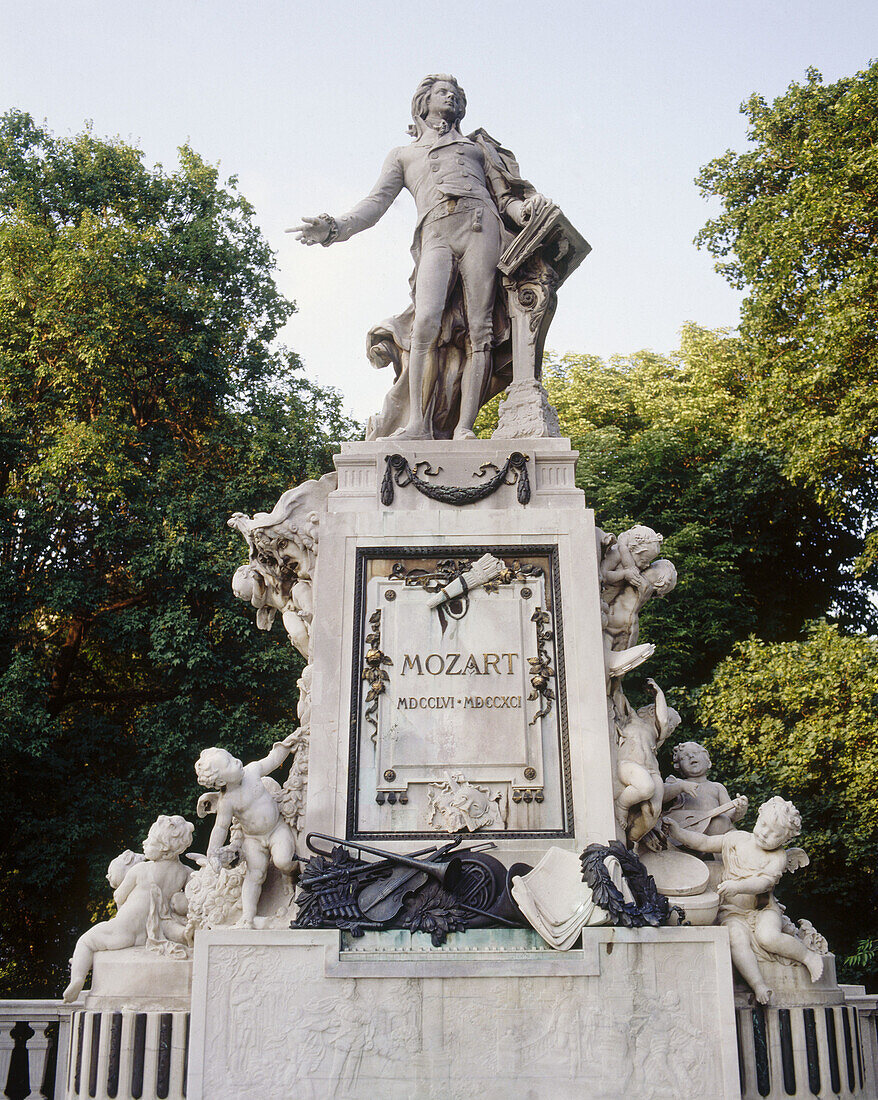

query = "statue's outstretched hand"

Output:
[[286, 216, 331, 246]]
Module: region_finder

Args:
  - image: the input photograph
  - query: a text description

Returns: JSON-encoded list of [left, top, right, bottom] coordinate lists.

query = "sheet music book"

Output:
[[498, 202, 591, 284]]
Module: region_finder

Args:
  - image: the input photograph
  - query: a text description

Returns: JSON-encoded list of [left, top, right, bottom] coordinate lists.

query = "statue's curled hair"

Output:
[[759, 796, 802, 838], [408, 74, 466, 137], [146, 815, 194, 858]]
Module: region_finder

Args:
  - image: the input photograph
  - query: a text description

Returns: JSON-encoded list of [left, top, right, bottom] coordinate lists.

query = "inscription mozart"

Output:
[[351, 549, 572, 838], [401, 652, 521, 675]]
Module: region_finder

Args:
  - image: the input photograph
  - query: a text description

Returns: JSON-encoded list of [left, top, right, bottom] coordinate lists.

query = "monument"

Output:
[[57, 75, 876, 1100]]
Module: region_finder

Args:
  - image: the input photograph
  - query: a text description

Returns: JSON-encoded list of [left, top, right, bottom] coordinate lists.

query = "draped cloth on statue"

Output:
[[365, 130, 536, 440]]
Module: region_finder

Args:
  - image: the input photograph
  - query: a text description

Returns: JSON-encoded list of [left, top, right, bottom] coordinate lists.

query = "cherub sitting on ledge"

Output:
[[663, 741, 748, 838], [666, 796, 824, 1004], [63, 815, 193, 1003], [195, 730, 301, 928]]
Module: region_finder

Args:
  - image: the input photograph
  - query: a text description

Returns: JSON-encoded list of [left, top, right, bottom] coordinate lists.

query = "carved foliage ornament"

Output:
[[426, 774, 507, 833], [527, 607, 555, 726], [390, 556, 542, 594]]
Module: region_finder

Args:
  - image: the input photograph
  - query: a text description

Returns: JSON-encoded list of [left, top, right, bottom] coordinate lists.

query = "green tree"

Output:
[[696, 64, 878, 531], [480, 324, 866, 694], [0, 112, 357, 994], [695, 620, 878, 985]]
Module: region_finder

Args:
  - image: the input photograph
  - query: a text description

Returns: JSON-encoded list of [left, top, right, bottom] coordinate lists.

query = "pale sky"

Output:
[[2, 1, 876, 422]]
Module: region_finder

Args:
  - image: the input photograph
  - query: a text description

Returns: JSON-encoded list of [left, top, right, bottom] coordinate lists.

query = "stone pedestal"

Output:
[[734, 958, 873, 1099], [493, 379, 561, 439], [189, 435, 874, 1099], [306, 439, 618, 874], [82, 948, 191, 1012], [64, 949, 191, 1100], [187, 926, 741, 1099]]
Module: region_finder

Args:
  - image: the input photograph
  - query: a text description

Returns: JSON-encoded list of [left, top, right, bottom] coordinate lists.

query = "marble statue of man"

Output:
[[290, 74, 548, 441]]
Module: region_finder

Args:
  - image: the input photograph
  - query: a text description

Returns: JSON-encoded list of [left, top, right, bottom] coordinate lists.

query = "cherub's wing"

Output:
[[785, 848, 810, 873], [262, 776, 282, 799], [263, 776, 298, 828], [197, 792, 221, 819]]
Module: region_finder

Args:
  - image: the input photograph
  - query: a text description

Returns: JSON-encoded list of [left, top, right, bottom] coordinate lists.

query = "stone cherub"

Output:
[[195, 731, 302, 928], [666, 796, 825, 1004], [289, 74, 551, 441], [228, 472, 335, 657], [599, 526, 665, 603], [662, 741, 748, 837], [599, 526, 675, 680], [63, 815, 193, 1003], [613, 678, 681, 846]]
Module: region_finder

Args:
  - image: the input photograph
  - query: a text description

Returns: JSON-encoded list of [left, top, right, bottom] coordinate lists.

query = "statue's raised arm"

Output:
[[289, 74, 590, 442]]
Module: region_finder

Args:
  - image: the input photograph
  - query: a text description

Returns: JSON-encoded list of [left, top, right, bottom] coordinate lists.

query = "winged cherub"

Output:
[[666, 796, 823, 1004]]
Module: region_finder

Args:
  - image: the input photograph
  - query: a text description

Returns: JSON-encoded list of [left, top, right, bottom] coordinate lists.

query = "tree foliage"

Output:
[[0, 112, 357, 994], [695, 621, 878, 984], [691, 63, 878, 986], [478, 324, 865, 693], [696, 64, 878, 527]]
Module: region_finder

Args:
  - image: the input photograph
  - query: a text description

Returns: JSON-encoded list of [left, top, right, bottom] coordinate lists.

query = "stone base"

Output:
[[733, 959, 875, 1098], [493, 380, 561, 439], [83, 947, 191, 1012], [65, 949, 192, 1099], [64, 1007, 189, 1100], [733, 954, 841, 1009], [187, 926, 741, 1099]]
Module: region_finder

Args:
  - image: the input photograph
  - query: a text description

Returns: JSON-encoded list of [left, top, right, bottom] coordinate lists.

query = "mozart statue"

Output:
[[290, 74, 589, 441]]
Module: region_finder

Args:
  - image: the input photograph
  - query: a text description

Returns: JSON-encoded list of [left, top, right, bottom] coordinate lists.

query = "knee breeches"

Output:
[[411, 205, 502, 352]]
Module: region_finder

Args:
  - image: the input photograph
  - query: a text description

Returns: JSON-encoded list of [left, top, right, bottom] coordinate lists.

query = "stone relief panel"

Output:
[[424, 773, 507, 832], [204, 946, 428, 1100], [197, 936, 732, 1100]]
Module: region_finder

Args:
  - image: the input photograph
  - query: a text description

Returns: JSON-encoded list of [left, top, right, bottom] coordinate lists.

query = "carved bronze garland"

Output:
[[527, 607, 555, 726], [361, 609, 391, 742], [380, 452, 531, 506], [580, 841, 685, 928]]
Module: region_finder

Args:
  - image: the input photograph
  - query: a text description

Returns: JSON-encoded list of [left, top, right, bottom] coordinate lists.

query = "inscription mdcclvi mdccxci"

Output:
[[350, 548, 573, 840]]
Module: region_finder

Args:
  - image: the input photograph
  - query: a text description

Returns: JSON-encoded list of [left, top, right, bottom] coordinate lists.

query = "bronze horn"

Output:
[[305, 832, 462, 885], [306, 832, 461, 861]]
